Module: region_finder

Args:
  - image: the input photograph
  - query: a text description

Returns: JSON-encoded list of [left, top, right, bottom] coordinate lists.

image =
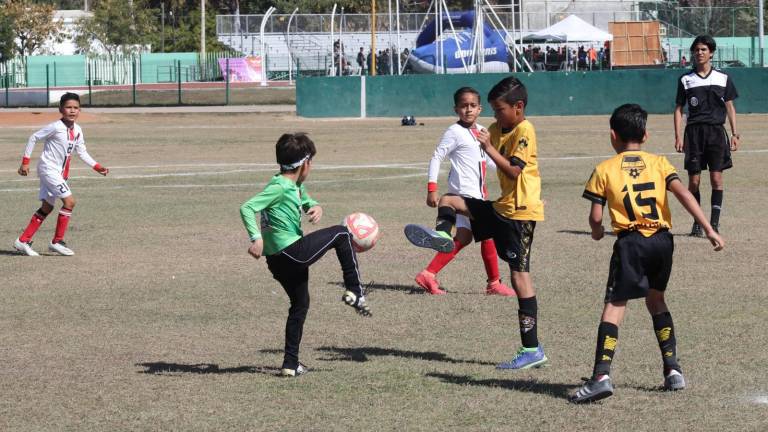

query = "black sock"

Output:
[[710, 189, 723, 226], [435, 206, 456, 235], [592, 321, 618, 378], [692, 189, 701, 205], [652, 312, 681, 374], [517, 296, 538, 348]]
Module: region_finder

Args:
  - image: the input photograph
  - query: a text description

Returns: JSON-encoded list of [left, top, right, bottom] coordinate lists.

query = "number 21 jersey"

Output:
[[583, 151, 679, 237]]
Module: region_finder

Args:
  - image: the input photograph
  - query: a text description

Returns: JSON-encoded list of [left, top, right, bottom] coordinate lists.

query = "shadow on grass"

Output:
[[557, 229, 616, 237], [327, 281, 423, 294], [315, 346, 495, 366], [427, 372, 578, 400], [0, 249, 24, 256], [136, 362, 280, 376]]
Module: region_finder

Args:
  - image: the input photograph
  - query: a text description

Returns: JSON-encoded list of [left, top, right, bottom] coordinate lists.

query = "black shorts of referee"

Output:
[[683, 123, 732, 174]]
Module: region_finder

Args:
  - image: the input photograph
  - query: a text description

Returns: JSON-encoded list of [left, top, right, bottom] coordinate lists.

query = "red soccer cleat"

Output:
[[415, 270, 446, 295], [486, 279, 517, 297]]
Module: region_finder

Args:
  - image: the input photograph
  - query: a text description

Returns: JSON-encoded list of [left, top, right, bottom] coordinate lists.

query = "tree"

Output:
[[0, 9, 15, 63], [74, 0, 157, 59], [4, 0, 63, 59]]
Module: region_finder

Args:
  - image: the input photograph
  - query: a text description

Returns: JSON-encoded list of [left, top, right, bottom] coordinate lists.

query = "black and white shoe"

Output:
[[404, 224, 454, 253], [689, 223, 704, 238], [342, 291, 372, 317], [569, 375, 614, 404], [49, 241, 75, 256], [280, 362, 308, 377], [663, 369, 686, 391], [13, 238, 39, 256]]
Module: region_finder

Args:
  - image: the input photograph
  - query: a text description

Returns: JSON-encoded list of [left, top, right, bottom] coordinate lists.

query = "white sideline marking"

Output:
[[0, 173, 425, 193], [750, 395, 768, 405], [0, 162, 426, 174]]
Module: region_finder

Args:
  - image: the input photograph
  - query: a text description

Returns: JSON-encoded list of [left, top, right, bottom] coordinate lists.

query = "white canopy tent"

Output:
[[524, 15, 613, 43], [523, 15, 613, 70]]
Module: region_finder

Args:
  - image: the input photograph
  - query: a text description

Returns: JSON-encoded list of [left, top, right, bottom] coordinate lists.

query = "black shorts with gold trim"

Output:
[[463, 197, 535, 272], [605, 229, 674, 303]]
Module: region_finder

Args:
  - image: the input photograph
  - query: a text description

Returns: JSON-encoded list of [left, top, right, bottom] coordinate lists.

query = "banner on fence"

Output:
[[218, 56, 262, 82]]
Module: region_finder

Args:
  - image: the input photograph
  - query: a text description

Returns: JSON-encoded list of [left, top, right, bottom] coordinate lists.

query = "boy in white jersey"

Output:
[[13, 93, 109, 256], [415, 87, 515, 296]]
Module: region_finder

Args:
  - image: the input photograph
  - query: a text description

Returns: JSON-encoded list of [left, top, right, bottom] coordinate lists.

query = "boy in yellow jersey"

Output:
[[405, 77, 547, 369], [570, 104, 724, 403]]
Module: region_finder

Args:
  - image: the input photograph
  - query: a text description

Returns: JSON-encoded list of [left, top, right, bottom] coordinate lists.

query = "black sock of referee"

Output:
[[652, 312, 681, 374], [435, 206, 456, 235], [592, 321, 619, 378], [517, 296, 539, 348], [710, 189, 723, 227], [692, 189, 701, 206]]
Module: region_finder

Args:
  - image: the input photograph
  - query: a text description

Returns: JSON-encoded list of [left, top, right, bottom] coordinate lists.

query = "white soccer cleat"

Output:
[[14, 238, 40, 256], [48, 241, 75, 256]]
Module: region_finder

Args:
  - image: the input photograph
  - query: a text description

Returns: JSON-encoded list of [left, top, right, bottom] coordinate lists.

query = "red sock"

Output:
[[425, 240, 465, 274], [480, 239, 500, 282], [53, 207, 73, 243], [19, 210, 47, 242]]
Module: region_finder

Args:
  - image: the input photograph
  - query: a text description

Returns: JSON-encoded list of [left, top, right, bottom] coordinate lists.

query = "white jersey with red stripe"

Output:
[[24, 120, 97, 179], [427, 122, 495, 199]]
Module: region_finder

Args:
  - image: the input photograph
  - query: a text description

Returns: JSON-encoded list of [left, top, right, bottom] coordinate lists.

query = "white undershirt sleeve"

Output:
[[428, 128, 458, 183]]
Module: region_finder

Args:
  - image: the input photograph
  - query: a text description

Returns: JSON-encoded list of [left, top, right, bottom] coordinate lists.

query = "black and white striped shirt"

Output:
[[675, 68, 738, 125]]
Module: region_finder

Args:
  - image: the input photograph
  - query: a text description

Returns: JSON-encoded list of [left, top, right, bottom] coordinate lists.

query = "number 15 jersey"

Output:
[[583, 151, 679, 237]]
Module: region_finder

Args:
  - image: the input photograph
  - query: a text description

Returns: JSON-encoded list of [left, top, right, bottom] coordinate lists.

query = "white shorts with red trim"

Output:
[[38, 170, 71, 204]]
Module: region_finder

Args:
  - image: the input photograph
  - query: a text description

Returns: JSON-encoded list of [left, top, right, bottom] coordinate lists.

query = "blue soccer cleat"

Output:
[[496, 346, 548, 370], [404, 224, 454, 253]]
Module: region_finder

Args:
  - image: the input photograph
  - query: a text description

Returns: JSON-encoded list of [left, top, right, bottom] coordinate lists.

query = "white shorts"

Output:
[[38, 170, 71, 204], [456, 214, 471, 230]]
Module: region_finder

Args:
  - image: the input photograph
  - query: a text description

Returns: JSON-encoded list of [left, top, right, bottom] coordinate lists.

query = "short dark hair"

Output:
[[453, 87, 480, 105], [276, 132, 316, 172], [487, 76, 527, 107], [610, 104, 647, 143], [690, 35, 716, 53], [59, 92, 80, 107]]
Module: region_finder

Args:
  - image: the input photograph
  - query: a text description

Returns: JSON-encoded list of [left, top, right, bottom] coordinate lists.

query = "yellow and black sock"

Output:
[[652, 312, 681, 374], [592, 321, 618, 378]]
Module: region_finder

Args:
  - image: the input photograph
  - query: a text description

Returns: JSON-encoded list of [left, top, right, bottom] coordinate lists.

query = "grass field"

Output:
[[1, 110, 767, 431]]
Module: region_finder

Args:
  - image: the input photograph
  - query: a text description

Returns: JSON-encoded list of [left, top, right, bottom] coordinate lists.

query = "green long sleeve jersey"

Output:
[[239, 174, 319, 256]]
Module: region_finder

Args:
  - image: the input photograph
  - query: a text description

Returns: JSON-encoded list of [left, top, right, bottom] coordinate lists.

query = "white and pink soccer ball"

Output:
[[342, 212, 380, 253]]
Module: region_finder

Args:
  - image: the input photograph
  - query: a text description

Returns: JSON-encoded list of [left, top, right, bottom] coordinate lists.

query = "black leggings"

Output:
[[266, 225, 363, 369]]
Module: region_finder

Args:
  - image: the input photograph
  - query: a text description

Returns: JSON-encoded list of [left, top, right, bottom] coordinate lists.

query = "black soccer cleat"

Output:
[[569, 375, 614, 404], [342, 291, 372, 317], [689, 223, 704, 238]]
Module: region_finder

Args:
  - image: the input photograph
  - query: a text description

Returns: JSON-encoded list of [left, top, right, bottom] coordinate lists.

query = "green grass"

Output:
[[1, 112, 767, 430]]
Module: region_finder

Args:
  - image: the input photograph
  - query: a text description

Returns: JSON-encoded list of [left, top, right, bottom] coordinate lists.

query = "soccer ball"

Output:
[[342, 212, 380, 253]]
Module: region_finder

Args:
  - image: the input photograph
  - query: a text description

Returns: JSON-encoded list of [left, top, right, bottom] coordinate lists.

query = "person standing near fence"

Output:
[[357, 47, 366, 75], [673, 35, 740, 237]]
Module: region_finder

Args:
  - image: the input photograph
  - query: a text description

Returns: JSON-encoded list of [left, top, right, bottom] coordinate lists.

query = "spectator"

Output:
[[680, 55, 688, 68], [357, 47, 366, 75], [401, 48, 411, 74]]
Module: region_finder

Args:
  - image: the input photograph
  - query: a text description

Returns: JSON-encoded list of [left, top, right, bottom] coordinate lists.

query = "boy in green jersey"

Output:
[[240, 133, 371, 377]]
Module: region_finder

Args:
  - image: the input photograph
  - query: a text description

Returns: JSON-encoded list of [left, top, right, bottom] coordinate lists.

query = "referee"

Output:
[[673, 35, 740, 236]]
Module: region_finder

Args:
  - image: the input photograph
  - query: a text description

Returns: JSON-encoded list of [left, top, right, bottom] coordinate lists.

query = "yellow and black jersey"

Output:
[[488, 120, 544, 221], [583, 151, 679, 237]]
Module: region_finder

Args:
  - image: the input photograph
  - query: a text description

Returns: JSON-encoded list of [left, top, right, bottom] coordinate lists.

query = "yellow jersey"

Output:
[[488, 120, 544, 221], [583, 151, 680, 237]]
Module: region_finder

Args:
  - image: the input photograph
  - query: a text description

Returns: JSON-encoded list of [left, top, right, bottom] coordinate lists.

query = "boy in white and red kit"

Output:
[[415, 87, 515, 296], [14, 92, 109, 256]]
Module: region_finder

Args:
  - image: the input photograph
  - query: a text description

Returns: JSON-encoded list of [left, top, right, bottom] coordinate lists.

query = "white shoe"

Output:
[[14, 238, 40, 256], [48, 241, 75, 256]]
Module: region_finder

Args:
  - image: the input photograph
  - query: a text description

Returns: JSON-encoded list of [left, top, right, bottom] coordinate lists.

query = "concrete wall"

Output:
[[297, 68, 768, 117]]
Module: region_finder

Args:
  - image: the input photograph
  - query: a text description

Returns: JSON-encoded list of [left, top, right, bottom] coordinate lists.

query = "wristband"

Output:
[[427, 182, 438, 193], [22, 157, 30, 165], [92, 163, 103, 172]]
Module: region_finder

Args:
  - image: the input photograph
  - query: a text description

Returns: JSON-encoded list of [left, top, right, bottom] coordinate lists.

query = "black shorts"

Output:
[[463, 197, 535, 272], [684, 123, 732, 173], [605, 230, 674, 303]]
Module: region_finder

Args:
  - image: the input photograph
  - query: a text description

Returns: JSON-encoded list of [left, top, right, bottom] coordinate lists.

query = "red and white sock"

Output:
[[19, 210, 48, 242], [52, 207, 73, 243], [425, 240, 465, 274], [480, 239, 500, 282]]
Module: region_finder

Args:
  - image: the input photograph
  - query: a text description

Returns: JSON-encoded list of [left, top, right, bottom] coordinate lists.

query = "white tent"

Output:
[[524, 15, 613, 43]]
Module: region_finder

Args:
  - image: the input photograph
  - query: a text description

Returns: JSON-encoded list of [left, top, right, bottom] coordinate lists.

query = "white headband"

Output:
[[280, 154, 311, 171]]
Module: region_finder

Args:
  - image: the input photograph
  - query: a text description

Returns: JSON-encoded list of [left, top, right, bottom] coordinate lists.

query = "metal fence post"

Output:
[[177, 60, 182, 105], [88, 62, 92, 106], [45, 64, 50, 107], [4, 69, 9, 108], [132, 57, 137, 106], [225, 58, 230, 105], [53, 61, 57, 87]]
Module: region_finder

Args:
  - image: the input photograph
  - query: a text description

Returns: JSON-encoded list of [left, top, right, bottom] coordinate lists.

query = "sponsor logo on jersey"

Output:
[[621, 155, 646, 178], [690, 96, 699, 107]]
